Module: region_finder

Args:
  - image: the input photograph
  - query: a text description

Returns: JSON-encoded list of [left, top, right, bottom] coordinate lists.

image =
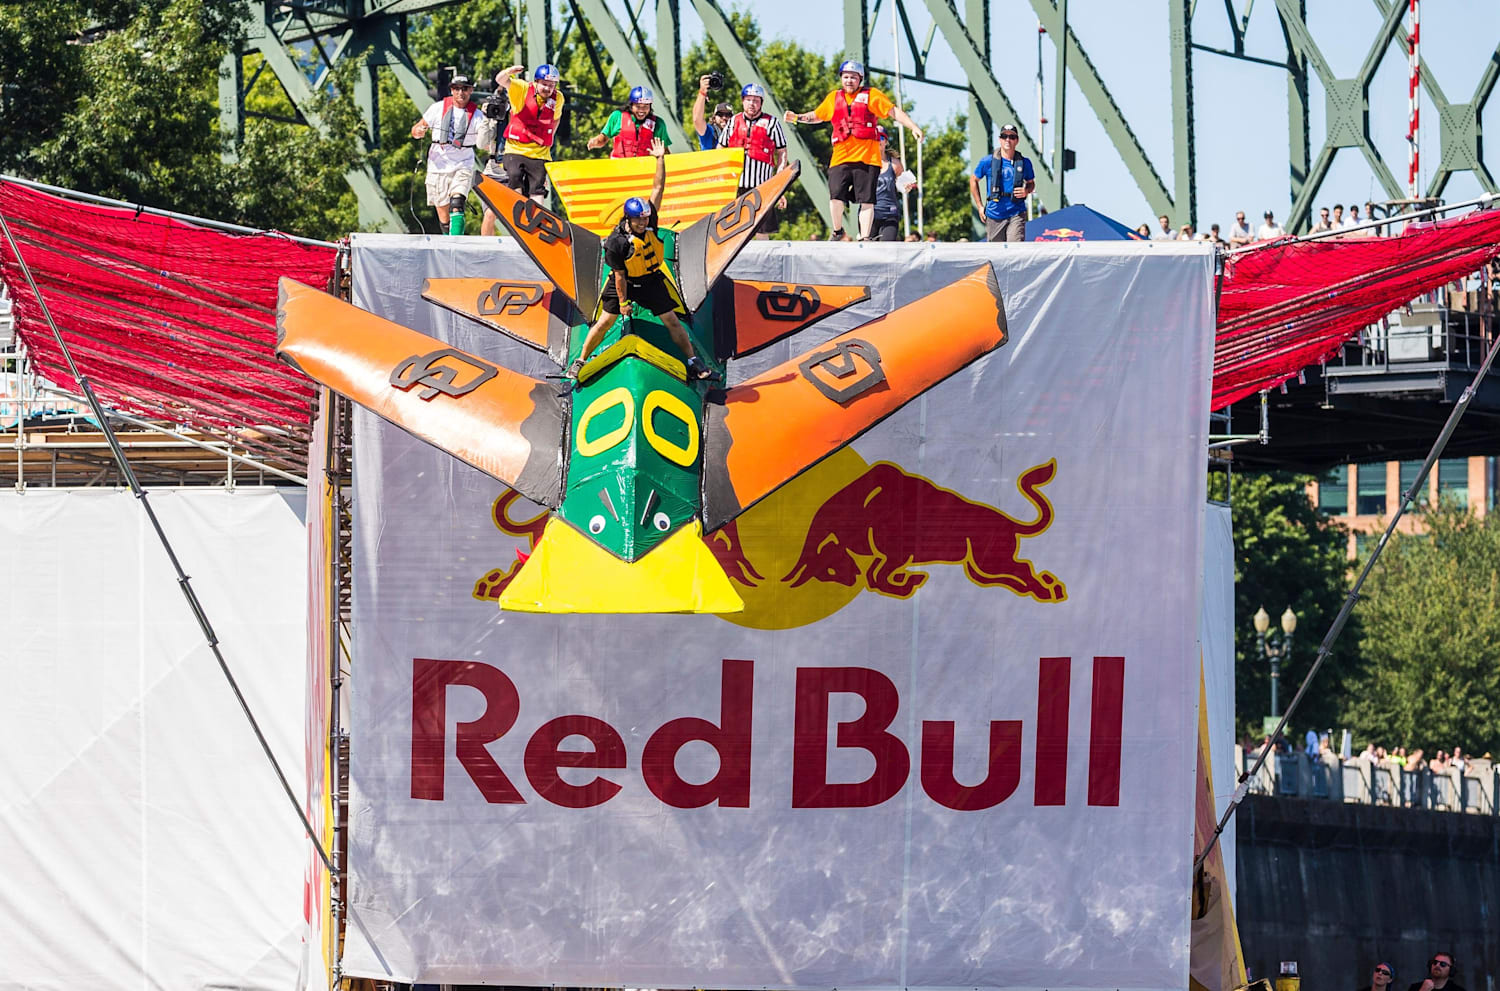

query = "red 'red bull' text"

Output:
[[410, 656, 1124, 810]]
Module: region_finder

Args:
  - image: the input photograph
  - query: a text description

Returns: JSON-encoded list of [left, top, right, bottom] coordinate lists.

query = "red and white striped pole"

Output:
[[1408, 0, 1420, 198]]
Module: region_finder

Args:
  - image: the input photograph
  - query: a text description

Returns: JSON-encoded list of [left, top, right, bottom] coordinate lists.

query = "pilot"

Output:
[[569, 138, 713, 383]]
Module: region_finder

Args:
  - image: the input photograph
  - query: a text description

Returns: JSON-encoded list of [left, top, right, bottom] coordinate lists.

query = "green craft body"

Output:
[[558, 228, 726, 562]]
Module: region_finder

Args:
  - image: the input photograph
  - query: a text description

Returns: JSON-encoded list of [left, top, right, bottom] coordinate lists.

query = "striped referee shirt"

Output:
[[717, 112, 787, 190]]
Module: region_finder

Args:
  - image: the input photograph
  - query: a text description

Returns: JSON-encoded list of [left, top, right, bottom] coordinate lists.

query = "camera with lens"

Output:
[[704, 70, 726, 92], [482, 82, 510, 121]]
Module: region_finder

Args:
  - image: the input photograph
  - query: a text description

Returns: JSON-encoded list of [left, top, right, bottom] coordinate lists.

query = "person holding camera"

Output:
[[718, 82, 789, 237], [588, 86, 673, 158], [496, 64, 565, 204], [409, 74, 482, 235], [785, 60, 924, 241], [475, 81, 510, 236], [692, 72, 733, 150], [968, 122, 1034, 242]]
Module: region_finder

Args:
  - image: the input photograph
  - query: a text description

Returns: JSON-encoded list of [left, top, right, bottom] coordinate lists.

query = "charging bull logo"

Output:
[[476, 448, 1066, 628], [781, 460, 1066, 602]]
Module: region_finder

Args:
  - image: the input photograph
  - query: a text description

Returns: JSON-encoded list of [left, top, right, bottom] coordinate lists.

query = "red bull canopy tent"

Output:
[[1025, 203, 1143, 242], [3, 178, 1500, 443]]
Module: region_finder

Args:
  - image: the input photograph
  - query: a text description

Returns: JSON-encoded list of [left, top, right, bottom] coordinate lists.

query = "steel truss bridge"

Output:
[[219, 1, 1499, 234]]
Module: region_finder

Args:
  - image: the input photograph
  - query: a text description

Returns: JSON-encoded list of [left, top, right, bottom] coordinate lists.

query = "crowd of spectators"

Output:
[[1137, 201, 1384, 248]]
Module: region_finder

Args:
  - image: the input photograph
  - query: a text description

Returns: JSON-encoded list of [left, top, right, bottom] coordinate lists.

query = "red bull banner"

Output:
[[341, 237, 1216, 990]]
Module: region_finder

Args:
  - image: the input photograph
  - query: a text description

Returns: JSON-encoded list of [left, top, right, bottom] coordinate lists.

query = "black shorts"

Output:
[[875, 217, 900, 241], [502, 154, 550, 198], [827, 162, 879, 204], [601, 270, 680, 316]]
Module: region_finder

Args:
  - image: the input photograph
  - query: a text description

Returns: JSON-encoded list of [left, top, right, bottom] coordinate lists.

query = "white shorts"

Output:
[[425, 167, 474, 207]]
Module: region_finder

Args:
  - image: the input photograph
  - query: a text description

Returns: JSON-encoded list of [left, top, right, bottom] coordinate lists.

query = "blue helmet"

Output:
[[741, 82, 765, 99], [623, 197, 651, 220], [534, 63, 560, 82], [628, 85, 654, 105], [838, 59, 865, 79]]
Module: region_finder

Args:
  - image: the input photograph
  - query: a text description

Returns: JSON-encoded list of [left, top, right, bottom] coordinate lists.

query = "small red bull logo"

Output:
[[1034, 226, 1086, 241], [475, 451, 1066, 628]]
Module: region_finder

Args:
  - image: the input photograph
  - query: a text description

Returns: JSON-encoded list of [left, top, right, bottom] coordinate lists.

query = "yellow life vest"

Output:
[[621, 228, 665, 278]]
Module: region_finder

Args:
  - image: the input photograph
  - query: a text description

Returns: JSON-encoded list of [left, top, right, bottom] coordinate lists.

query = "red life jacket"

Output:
[[727, 112, 775, 164], [611, 112, 661, 158], [504, 84, 560, 147], [433, 96, 479, 146], [830, 88, 879, 143]]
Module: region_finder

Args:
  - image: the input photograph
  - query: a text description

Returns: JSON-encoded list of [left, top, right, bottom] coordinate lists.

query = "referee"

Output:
[[718, 83, 790, 238]]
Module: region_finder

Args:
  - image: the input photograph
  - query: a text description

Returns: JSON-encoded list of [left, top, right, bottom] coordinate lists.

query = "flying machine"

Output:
[[276, 162, 1009, 614]]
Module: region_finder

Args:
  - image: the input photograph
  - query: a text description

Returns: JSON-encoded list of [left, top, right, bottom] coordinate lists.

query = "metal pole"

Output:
[[1407, 0, 1420, 198], [1053, 0, 1067, 209], [1270, 642, 1281, 717], [893, 2, 909, 239]]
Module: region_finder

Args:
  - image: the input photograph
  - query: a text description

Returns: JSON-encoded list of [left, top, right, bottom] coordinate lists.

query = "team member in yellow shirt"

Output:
[[493, 64, 565, 203], [787, 60, 924, 240]]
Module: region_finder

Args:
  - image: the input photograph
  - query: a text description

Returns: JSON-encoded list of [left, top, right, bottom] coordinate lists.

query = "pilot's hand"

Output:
[[649, 138, 666, 158], [587, 134, 606, 150]]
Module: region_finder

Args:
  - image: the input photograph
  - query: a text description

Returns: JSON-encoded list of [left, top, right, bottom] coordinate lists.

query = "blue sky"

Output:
[[666, 0, 1500, 232]]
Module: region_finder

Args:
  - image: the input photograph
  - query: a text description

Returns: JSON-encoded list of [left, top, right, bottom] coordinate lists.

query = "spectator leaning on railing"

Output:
[[1228, 211, 1253, 247]]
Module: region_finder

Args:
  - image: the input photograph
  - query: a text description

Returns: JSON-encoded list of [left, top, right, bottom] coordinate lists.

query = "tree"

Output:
[[1342, 505, 1500, 754], [1229, 471, 1360, 742]]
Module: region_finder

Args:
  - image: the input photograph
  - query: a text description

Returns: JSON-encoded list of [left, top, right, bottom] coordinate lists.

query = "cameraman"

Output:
[[692, 72, 732, 150], [475, 81, 510, 236]]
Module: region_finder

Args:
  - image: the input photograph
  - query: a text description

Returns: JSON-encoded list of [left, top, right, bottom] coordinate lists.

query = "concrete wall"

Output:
[[1236, 795, 1500, 991]]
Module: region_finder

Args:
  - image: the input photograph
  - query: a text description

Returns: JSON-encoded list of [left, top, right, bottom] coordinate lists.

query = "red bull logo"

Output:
[[1034, 226, 1086, 241], [476, 450, 1066, 628]]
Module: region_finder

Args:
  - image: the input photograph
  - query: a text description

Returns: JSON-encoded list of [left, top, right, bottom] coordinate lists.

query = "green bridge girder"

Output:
[[217, 1, 1499, 236]]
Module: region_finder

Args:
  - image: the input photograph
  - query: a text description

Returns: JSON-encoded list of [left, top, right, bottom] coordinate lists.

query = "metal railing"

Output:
[[1237, 746, 1499, 815]]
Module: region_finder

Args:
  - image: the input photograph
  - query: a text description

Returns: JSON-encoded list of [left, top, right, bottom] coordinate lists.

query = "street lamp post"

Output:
[[1253, 605, 1297, 718]]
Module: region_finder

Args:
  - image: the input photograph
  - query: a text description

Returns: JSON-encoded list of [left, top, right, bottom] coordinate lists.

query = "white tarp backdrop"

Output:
[[0, 488, 309, 991], [343, 237, 1216, 990]]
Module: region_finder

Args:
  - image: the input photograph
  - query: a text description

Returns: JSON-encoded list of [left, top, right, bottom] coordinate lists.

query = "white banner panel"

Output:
[[1201, 503, 1237, 896], [344, 237, 1215, 990], [0, 488, 309, 991]]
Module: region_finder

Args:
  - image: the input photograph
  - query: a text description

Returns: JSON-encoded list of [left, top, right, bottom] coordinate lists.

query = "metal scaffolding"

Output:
[[218, 1, 1498, 236]]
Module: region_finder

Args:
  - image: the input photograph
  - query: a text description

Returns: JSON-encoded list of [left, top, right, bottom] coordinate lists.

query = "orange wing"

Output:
[[276, 279, 564, 507], [674, 163, 802, 312], [472, 174, 602, 318], [713, 280, 871, 358], [420, 277, 578, 363], [700, 264, 1007, 529]]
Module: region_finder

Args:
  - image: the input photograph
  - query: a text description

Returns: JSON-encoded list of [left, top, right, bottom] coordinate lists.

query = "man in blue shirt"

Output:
[[968, 123, 1035, 242], [691, 74, 734, 151]]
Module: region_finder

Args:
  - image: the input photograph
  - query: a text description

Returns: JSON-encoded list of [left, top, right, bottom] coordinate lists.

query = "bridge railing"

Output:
[[1236, 747, 1499, 816]]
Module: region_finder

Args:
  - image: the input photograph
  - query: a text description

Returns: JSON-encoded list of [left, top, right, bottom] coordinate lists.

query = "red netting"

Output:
[[0, 179, 337, 468], [1214, 207, 1500, 408]]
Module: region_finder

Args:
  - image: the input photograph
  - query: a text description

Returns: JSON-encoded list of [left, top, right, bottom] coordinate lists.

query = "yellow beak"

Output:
[[498, 517, 745, 614]]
